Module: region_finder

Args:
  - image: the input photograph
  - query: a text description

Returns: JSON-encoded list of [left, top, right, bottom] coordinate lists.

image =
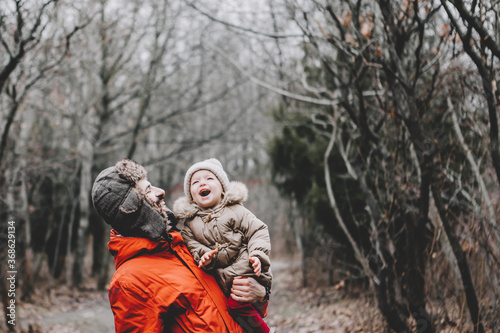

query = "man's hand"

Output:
[[230, 276, 266, 303], [249, 256, 261, 276], [199, 250, 217, 268]]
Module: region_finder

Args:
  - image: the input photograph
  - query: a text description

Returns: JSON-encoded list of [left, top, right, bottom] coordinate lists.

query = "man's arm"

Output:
[[230, 276, 266, 302], [230, 276, 269, 317]]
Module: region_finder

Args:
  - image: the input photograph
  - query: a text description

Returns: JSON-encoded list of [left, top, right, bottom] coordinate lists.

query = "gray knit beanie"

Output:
[[92, 159, 170, 241], [184, 158, 230, 203]]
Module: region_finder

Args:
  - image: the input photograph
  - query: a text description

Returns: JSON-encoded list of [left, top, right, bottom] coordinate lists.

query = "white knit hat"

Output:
[[184, 158, 230, 203]]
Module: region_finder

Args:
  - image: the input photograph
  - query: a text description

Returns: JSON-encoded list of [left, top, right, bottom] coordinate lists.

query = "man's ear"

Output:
[[119, 189, 141, 214]]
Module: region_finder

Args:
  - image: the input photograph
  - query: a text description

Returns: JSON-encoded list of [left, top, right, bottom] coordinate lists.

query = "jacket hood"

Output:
[[173, 181, 248, 219], [108, 229, 183, 269]]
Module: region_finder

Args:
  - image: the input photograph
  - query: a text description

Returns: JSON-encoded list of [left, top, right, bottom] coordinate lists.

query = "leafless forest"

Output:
[[1, 0, 499, 332]]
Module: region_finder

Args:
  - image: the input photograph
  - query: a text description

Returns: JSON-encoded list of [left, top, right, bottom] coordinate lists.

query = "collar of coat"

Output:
[[108, 229, 184, 269], [173, 181, 248, 219]]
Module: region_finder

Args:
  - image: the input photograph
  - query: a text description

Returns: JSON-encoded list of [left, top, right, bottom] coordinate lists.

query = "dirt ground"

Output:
[[18, 288, 113, 333], [265, 261, 384, 332]]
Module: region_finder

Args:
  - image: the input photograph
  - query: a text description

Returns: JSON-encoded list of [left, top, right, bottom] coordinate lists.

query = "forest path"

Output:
[[265, 261, 382, 332], [19, 289, 113, 333], [17, 260, 381, 332]]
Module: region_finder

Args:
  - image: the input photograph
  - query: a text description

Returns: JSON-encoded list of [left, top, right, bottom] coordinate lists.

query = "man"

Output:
[[91, 159, 269, 332]]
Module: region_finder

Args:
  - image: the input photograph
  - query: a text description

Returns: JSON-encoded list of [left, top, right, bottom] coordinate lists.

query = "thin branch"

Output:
[[183, 0, 303, 39], [96, 76, 249, 147], [323, 114, 379, 286], [210, 43, 340, 106], [0, 102, 19, 169], [447, 0, 500, 58], [448, 96, 498, 231], [143, 102, 250, 167]]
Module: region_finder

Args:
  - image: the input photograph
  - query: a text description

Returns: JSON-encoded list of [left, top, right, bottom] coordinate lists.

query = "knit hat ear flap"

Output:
[[114, 195, 167, 241], [119, 189, 141, 214]]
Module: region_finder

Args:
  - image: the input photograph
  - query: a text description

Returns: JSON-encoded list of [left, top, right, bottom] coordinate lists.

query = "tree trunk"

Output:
[[449, 99, 499, 246], [4, 169, 18, 332], [19, 171, 34, 302], [52, 197, 69, 278], [440, 0, 500, 186], [65, 198, 78, 284], [376, 266, 410, 333], [323, 114, 414, 332], [289, 200, 306, 287], [430, 184, 484, 333], [97, 239, 112, 291], [323, 119, 376, 285], [73, 140, 93, 288], [405, 151, 435, 333], [429, 196, 466, 310], [0, 102, 19, 170]]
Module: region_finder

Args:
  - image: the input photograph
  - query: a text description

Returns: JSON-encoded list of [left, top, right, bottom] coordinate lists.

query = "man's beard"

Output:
[[133, 187, 178, 232]]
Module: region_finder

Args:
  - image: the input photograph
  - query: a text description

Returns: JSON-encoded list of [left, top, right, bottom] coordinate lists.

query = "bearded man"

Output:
[[91, 159, 268, 332]]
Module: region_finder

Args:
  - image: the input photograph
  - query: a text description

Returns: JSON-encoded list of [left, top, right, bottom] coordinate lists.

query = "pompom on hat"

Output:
[[184, 158, 230, 203]]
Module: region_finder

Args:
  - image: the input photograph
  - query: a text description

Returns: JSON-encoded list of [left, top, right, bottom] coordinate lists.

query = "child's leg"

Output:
[[227, 296, 270, 333]]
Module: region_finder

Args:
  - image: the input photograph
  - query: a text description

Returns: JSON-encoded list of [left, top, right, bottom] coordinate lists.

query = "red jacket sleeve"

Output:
[[253, 299, 269, 318]]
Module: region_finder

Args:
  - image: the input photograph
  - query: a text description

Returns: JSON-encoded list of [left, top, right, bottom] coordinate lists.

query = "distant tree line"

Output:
[[0, 1, 279, 332]]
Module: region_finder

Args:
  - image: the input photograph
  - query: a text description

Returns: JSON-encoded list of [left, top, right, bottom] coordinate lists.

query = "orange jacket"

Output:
[[107, 230, 267, 332]]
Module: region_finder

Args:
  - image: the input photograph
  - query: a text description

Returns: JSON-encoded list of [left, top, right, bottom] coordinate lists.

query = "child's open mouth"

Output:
[[200, 189, 211, 197]]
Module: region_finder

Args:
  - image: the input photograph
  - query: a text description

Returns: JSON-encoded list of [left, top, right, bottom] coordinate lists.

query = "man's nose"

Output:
[[151, 186, 165, 198]]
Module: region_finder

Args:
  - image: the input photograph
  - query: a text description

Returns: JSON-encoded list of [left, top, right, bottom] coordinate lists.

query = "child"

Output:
[[173, 158, 272, 333]]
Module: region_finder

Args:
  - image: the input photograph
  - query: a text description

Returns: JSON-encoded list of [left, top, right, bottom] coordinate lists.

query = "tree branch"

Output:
[[183, 0, 303, 39], [448, 96, 498, 232], [323, 114, 379, 286]]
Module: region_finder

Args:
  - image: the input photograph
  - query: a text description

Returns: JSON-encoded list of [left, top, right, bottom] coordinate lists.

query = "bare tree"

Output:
[[208, 0, 498, 331], [0, 0, 81, 169], [71, 0, 148, 288], [441, 0, 500, 185], [0, 2, 82, 330]]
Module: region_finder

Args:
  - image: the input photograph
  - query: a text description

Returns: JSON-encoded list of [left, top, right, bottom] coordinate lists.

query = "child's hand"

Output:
[[199, 250, 217, 268], [249, 257, 261, 276]]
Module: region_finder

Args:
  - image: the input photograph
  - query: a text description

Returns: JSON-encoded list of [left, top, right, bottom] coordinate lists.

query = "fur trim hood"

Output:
[[173, 181, 248, 219]]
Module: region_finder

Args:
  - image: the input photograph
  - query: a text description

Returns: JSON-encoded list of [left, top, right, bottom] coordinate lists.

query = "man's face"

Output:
[[190, 170, 223, 209], [136, 178, 167, 212]]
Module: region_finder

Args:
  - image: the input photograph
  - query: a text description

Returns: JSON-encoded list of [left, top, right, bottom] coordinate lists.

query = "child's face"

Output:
[[190, 170, 223, 209]]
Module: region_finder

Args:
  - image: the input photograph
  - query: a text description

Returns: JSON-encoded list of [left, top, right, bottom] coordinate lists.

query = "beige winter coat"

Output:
[[173, 181, 272, 296]]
